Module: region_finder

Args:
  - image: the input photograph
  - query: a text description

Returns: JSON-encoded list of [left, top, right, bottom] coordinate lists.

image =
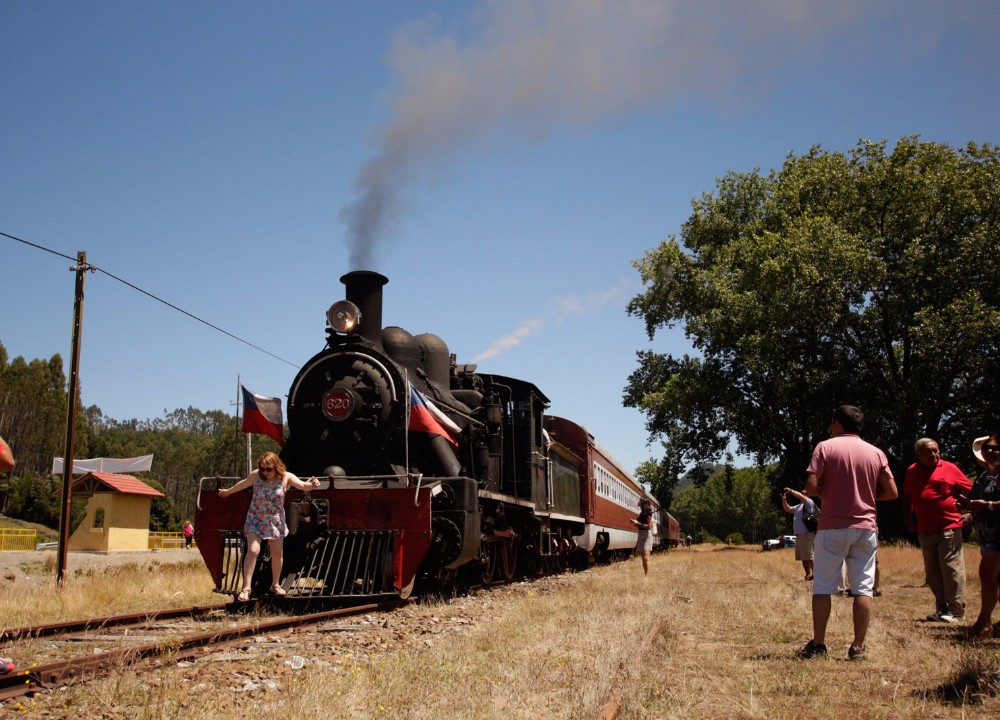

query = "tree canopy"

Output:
[[626, 137, 1000, 512], [0, 343, 82, 477]]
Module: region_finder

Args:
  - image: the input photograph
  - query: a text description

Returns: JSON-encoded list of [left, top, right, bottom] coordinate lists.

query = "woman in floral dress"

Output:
[[219, 452, 319, 601]]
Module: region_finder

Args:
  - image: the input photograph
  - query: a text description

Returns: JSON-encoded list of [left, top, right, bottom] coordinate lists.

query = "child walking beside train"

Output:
[[218, 452, 320, 601]]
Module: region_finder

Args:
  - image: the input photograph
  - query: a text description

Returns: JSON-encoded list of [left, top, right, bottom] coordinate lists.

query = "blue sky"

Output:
[[2, 1, 998, 475]]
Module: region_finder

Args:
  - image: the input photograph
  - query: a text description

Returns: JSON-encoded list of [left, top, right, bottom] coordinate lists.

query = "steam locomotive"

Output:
[[194, 271, 679, 602]]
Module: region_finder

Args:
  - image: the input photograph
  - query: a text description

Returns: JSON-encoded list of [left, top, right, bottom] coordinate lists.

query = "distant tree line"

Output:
[[656, 461, 783, 545], [0, 340, 279, 532]]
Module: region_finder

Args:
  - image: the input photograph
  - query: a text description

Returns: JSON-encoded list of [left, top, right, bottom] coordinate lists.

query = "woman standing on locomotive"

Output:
[[219, 451, 320, 601], [632, 498, 654, 579]]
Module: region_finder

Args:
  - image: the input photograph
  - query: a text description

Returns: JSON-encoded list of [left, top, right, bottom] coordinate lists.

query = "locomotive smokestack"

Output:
[[340, 271, 388, 342]]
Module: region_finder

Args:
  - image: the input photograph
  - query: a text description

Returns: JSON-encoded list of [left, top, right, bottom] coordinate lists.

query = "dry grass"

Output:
[[616, 544, 1000, 720], [0, 554, 219, 627], [4, 544, 999, 719]]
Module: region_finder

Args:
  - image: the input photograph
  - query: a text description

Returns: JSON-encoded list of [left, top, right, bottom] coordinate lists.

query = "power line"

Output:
[[2, 230, 298, 367], [1, 230, 77, 263]]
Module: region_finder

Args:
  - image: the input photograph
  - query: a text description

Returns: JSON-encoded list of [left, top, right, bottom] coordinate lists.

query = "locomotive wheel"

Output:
[[593, 534, 610, 565], [420, 571, 459, 604], [420, 580, 447, 605], [544, 536, 565, 574], [499, 537, 516, 582], [479, 541, 497, 586], [521, 543, 543, 577], [430, 517, 463, 567]]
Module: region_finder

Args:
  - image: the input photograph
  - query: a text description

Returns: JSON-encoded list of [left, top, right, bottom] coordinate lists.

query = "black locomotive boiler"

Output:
[[195, 271, 590, 601]]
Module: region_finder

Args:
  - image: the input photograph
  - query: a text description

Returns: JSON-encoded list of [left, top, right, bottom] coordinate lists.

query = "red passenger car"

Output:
[[544, 416, 680, 560]]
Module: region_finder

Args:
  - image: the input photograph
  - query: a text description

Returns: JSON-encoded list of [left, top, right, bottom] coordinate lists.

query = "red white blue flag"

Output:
[[408, 383, 460, 446], [241, 385, 285, 446]]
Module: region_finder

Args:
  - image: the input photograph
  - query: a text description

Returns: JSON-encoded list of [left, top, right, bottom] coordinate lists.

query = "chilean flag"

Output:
[[408, 383, 460, 446], [241, 385, 285, 446]]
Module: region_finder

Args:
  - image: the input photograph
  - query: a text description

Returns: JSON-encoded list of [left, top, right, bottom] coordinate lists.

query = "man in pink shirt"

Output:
[[902, 437, 972, 623], [796, 406, 897, 661]]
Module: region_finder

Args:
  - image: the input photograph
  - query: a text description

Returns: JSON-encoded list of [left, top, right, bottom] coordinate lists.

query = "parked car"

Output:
[[761, 535, 797, 551]]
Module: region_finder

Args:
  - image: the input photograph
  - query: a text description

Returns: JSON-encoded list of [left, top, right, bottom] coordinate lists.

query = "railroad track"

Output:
[[0, 598, 406, 703], [0, 602, 233, 642]]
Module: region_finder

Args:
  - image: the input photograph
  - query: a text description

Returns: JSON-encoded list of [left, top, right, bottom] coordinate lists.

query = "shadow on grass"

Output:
[[921, 650, 1000, 706], [747, 651, 795, 661]]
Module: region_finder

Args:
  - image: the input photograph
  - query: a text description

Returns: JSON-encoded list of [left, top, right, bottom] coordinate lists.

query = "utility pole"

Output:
[[57, 251, 92, 585]]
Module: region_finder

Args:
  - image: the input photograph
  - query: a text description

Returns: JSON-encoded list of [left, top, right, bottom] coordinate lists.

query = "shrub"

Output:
[[698, 530, 722, 545]]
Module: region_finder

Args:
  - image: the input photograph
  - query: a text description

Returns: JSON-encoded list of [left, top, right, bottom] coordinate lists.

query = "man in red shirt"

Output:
[[902, 438, 972, 623]]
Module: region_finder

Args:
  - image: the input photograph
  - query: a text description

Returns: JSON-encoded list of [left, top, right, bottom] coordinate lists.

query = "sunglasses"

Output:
[[983, 444, 1000, 453], [258, 466, 274, 474]]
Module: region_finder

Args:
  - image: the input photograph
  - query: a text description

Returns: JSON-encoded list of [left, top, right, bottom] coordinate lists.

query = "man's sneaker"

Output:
[[927, 612, 960, 623], [795, 640, 827, 659], [848, 644, 867, 661]]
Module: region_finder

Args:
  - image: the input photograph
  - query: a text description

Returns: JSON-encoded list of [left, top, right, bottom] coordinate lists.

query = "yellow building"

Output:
[[68, 472, 165, 552]]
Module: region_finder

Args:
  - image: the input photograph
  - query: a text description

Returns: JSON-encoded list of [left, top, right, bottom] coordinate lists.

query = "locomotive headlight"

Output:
[[327, 300, 361, 334]]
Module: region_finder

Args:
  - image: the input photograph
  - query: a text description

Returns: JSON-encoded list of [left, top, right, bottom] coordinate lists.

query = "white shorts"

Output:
[[813, 528, 878, 596]]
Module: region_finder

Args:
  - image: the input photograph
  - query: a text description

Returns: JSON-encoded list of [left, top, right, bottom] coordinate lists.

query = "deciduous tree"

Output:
[[626, 138, 1000, 525]]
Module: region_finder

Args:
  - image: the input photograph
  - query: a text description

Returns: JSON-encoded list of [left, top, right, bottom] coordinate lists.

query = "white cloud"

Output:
[[474, 276, 639, 362]]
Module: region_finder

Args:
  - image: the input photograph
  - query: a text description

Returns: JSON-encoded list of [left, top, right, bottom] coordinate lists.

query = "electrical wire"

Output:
[[2, 230, 297, 367]]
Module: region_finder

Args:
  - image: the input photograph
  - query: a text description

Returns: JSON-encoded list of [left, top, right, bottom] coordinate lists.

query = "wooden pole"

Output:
[[57, 251, 90, 586]]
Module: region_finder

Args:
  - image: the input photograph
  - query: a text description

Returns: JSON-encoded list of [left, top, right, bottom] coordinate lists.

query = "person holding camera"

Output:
[[782, 487, 818, 581]]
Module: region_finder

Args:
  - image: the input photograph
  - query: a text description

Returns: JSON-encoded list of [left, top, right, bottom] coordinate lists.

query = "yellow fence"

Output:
[[0, 528, 37, 551], [148, 532, 192, 550]]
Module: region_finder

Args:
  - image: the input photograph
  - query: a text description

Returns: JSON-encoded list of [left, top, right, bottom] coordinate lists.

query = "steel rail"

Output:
[[0, 602, 232, 642], [0, 600, 405, 703]]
